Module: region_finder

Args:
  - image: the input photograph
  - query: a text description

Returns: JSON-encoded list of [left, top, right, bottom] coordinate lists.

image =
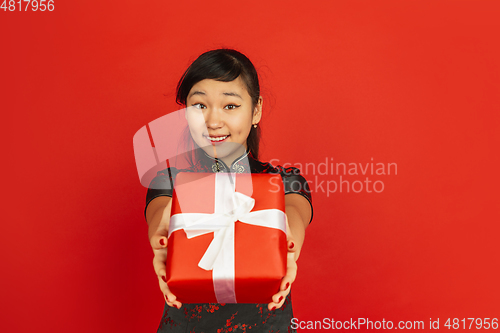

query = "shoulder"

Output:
[[249, 157, 300, 176], [148, 167, 179, 188], [250, 157, 313, 222], [145, 167, 186, 206], [249, 156, 307, 179]]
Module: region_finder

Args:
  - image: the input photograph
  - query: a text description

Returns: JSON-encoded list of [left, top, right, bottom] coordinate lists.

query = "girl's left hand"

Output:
[[268, 214, 298, 311]]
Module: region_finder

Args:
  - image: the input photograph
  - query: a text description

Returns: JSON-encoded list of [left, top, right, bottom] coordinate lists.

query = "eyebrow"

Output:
[[189, 90, 206, 98], [188, 90, 243, 100], [222, 92, 243, 99]]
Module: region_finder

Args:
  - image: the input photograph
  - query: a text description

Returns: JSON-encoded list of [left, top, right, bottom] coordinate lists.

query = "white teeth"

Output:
[[207, 135, 228, 142]]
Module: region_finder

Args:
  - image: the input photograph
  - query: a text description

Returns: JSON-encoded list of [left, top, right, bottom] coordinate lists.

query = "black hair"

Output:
[[176, 48, 261, 160]]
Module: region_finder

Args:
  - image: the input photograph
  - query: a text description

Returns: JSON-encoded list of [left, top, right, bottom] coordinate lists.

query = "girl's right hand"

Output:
[[147, 196, 182, 309], [150, 233, 183, 309]]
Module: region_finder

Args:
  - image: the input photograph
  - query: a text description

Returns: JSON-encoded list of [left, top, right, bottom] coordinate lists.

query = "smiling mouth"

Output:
[[205, 135, 229, 142]]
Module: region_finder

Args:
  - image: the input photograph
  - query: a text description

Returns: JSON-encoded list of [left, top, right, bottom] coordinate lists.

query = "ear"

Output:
[[252, 96, 263, 125]]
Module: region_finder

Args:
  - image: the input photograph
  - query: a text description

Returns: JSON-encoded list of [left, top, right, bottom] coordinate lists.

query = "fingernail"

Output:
[[160, 238, 166, 246], [162, 275, 167, 283], [271, 306, 276, 311], [289, 242, 294, 249], [175, 304, 180, 309], [279, 296, 283, 302], [285, 282, 290, 289]]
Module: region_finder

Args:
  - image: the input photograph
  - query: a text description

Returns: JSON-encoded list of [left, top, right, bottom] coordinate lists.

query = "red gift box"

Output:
[[165, 172, 287, 304]]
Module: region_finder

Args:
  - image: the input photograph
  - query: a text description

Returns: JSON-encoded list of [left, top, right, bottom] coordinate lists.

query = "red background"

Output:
[[1, 0, 499, 332]]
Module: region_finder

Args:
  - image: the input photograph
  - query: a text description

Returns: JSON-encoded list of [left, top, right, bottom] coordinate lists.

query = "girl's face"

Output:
[[185, 77, 262, 166]]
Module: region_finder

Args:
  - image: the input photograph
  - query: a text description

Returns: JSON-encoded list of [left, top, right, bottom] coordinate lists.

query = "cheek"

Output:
[[187, 119, 209, 141], [232, 112, 253, 133], [188, 126, 207, 149], [186, 116, 204, 143], [235, 122, 252, 141], [186, 111, 205, 129]]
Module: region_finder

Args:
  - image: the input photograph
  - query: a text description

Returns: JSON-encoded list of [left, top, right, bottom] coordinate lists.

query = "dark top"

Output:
[[145, 149, 313, 333]]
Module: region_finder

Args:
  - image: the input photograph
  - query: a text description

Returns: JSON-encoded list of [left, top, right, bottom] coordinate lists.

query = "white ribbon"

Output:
[[168, 173, 286, 303]]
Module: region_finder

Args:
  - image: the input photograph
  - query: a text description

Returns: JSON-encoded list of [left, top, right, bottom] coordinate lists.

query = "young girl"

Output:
[[145, 49, 313, 332]]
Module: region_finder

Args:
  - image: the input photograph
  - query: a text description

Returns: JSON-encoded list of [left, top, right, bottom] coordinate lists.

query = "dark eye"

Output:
[[224, 104, 241, 110], [192, 103, 206, 109]]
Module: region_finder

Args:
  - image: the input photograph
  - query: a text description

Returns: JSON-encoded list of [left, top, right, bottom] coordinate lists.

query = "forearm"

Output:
[[285, 204, 306, 260], [145, 196, 172, 240], [285, 192, 311, 260]]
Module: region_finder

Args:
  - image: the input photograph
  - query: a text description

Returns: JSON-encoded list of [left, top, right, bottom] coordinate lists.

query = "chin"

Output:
[[200, 142, 245, 161]]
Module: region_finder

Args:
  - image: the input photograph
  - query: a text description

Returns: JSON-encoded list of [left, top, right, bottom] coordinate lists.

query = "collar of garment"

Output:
[[200, 148, 251, 173]]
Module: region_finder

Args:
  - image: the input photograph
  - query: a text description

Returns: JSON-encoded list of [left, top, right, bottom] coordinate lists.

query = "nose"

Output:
[[205, 107, 224, 129]]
